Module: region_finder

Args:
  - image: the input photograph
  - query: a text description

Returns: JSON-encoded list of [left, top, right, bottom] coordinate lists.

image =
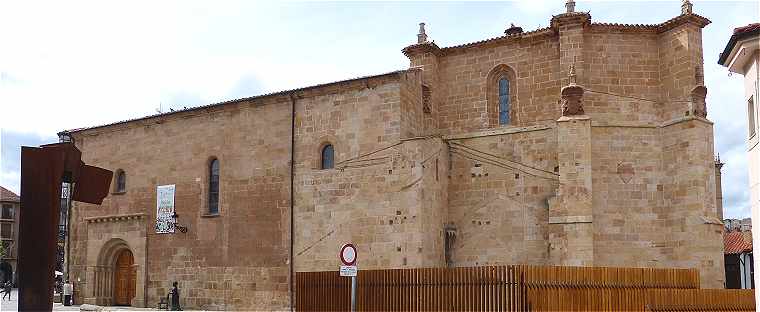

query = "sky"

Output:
[[0, 0, 757, 218]]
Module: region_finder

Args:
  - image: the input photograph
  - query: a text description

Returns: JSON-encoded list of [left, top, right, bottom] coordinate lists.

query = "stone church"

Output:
[[61, 1, 724, 310]]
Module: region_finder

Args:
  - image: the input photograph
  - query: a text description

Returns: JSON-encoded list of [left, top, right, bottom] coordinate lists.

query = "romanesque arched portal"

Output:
[[89, 238, 137, 306]]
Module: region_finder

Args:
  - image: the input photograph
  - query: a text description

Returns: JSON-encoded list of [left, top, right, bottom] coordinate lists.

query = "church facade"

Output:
[[62, 2, 724, 310]]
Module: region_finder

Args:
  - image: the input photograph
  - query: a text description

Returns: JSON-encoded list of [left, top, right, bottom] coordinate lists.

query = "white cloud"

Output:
[[0, 170, 20, 195], [0, 0, 757, 218]]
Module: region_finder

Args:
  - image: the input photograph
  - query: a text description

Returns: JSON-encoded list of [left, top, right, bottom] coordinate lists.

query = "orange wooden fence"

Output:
[[296, 266, 528, 312], [295, 265, 755, 311], [644, 289, 755, 311]]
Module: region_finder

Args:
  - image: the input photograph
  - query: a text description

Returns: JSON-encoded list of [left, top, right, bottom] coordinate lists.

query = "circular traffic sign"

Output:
[[340, 243, 357, 265]]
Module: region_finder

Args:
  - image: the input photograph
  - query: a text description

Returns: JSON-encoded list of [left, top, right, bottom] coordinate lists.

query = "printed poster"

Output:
[[155, 184, 176, 234]]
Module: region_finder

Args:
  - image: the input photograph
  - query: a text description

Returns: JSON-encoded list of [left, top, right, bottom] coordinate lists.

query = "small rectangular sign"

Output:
[[340, 265, 357, 277]]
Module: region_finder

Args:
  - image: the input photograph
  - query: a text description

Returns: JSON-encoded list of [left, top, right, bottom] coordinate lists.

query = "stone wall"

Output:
[[65, 5, 726, 311], [69, 93, 294, 310], [293, 70, 447, 271], [445, 126, 558, 266], [403, 10, 722, 286], [436, 32, 561, 134]]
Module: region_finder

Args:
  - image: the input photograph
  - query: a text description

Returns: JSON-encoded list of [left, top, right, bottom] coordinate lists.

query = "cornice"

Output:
[[402, 42, 443, 58], [550, 12, 592, 29], [85, 213, 146, 224]]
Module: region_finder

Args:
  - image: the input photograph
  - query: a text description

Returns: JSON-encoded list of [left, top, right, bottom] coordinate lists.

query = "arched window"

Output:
[[498, 77, 510, 125], [115, 169, 126, 193], [487, 64, 516, 127], [208, 158, 220, 214], [321, 144, 335, 170]]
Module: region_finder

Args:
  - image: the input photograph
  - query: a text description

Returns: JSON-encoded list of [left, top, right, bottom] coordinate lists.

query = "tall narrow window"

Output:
[[321, 144, 334, 170], [498, 77, 510, 125], [487, 64, 516, 127], [115, 170, 126, 193], [208, 158, 220, 214], [1, 204, 13, 219], [749, 96, 756, 138], [1, 223, 11, 239]]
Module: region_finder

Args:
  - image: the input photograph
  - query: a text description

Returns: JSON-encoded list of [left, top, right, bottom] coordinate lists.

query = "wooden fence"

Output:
[[296, 266, 528, 311], [295, 265, 755, 311]]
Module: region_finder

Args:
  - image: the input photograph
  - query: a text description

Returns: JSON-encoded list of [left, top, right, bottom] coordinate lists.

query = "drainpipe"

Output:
[[288, 93, 297, 312]]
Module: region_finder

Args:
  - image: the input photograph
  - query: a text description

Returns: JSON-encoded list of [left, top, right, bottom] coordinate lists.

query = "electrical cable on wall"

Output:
[[448, 141, 558, 177], [448, 145, 558, 180], [585, 89, 691, 103]]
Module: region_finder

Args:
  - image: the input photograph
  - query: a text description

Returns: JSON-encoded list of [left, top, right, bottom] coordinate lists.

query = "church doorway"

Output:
[[113, 249, 135, 306]]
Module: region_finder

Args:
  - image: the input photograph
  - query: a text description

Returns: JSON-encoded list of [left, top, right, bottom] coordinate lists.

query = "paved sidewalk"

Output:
[[1, 290, 161, 311]]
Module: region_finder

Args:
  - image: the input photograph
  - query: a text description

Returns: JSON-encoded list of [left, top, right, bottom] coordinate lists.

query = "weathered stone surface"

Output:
[[64, 4, 724, 311]]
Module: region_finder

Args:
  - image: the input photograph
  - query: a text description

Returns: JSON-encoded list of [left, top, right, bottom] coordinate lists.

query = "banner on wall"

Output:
[[155, 184, 176, 234]]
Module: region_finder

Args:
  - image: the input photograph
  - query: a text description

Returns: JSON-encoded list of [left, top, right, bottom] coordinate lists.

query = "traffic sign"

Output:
[[339, 243, 358, 312], [340, 265, 358, 277], [340, 243, 357, 265]]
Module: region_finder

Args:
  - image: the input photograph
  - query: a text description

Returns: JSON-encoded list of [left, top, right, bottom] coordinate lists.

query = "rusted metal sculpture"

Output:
[[18, 142, 111, 312]]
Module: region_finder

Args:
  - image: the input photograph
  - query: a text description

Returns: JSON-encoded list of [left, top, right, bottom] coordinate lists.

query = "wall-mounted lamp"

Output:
[[171, 212, 188, 233]]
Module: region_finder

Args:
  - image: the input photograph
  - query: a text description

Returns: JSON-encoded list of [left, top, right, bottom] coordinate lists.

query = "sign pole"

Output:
[[339, 243, 358, 312], [351, 275, 357, 312]]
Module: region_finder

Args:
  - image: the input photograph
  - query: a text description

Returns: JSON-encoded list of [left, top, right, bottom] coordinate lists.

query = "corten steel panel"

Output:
[[39, 142, 82, 183], [17, 143, 111, 312], [73, 164, 112, 205], [18, 146, 64, 311]]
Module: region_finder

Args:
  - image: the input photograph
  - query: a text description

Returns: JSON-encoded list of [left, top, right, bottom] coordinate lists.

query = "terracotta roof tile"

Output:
[[724, 230, 753, 255], [0, 186, 20, 203], [734, 23, 760, 35], [437, 27, 553, 52], [61, 68, 419, 135], [423, 13, 710, 54], [719, 22, 760, 65]]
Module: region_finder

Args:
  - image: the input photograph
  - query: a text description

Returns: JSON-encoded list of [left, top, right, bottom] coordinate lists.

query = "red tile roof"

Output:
[[719, 22, 760, 65], [724, 230, 752, 255], [410, 12, 711, 56], [734, 23, 760, 35], [0, 186, 20, 203]]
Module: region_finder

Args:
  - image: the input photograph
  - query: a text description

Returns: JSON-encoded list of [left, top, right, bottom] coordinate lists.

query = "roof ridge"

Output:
[[61, 68, 419, 135], [0, 186, 20, 202], [433, 13, 710, 53]]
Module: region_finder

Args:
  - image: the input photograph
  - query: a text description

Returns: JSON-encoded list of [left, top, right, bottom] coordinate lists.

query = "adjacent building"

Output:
[[723, 227, 754, 289], [718, 22, 760, 300], [0, 186, 20, 285], [61, 1, 725, 310], [724, 217, 752, 232]]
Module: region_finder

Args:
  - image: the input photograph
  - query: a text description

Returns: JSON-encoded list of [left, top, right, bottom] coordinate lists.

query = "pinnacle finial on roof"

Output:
[[681, 0, 693, 14], [417, 22, 428, 44], [568, 62, 577, 84], [566, 0, 576, 13]]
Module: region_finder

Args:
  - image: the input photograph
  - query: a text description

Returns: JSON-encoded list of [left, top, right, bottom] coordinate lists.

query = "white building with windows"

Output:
[[719, 22, 760, 298]]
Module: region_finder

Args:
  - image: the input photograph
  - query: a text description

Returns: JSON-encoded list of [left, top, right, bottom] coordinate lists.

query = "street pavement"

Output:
[[0, 290, 160, 311]]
